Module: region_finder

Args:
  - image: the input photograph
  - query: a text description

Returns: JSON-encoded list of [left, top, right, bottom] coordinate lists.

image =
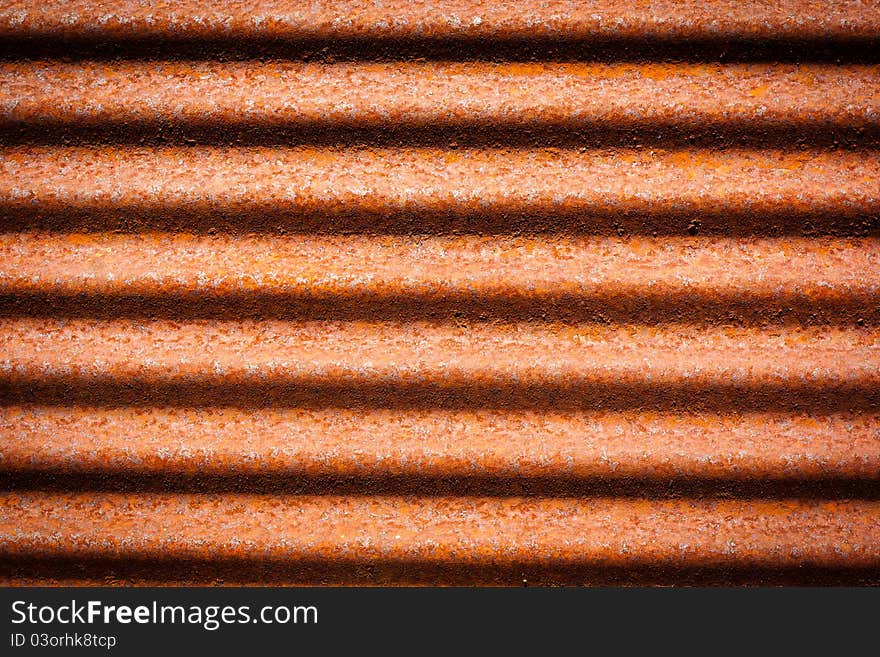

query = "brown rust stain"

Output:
[[2, 407, 879, 484], [0, 319, 876, 391], [0, 234, 876, 325], [2, 1, 879, 40], [1, 0, 879, 587], [1, 63, 877, 137], [3, 494, 879, 568], [1, 147, 878, 236]]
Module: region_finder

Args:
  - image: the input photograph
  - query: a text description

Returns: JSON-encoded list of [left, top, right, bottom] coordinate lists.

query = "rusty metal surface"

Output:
[[0, 234, 876, 324], [4, 494, 880, 565], [2, 62, 878, 146], [1, 146, 878, 235], [0, 0, 879, 586], [3, 493, 880, 584], [0, 319, 876, 400], [3, 407, 879, 492], [2, 1, 879, 41]]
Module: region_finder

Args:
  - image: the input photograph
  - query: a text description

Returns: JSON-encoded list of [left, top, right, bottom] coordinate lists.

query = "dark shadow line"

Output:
[[0, 290, 876, 326], [2, 555, 877, 586], [2, 202, 877, 237], [1, 377, 877, 412], [3, 470, 879, 500], [3, 119, 879, 149], [2, 34, 879, 63]]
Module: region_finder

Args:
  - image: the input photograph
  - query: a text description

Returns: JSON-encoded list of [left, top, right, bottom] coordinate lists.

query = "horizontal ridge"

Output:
[[2, 62, 877, 146], [0, 319, 876, 411], [2, 407, 878, 497], [0, 234, 876, 324], [4, 1, 879, 40], [2, 2, 879, 62], [2, 147, 878, 235], [3, 494, 879, 571]]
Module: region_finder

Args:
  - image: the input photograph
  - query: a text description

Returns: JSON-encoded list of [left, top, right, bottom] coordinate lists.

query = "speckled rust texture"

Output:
[[1, 319, 876, 392], [0, 319, 877, 414], [2, 1, 878, 39], [1, 0, 879, 587], [3, 494, 879, 570], [0, 234, 877, 324], [1, 63, 877, 146], [3, 407, 878, 488], [1, 147, 878, 235]]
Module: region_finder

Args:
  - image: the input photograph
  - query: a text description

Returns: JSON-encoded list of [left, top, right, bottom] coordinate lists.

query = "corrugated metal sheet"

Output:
[[0, 0, 878, 586]]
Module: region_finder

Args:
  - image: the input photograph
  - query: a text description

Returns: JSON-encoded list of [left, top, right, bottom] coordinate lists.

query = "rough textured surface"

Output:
[[1, 0, 879, 586], [0, 234, 877, 324], [5, 494, 880, 565], [3, 494, 880, 585], [1, 147, 878, 235], [2, 63, 878, 146], [3, 408, 879, 491], [0, 319, 876, 394], [2, 1, 879, 40]]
